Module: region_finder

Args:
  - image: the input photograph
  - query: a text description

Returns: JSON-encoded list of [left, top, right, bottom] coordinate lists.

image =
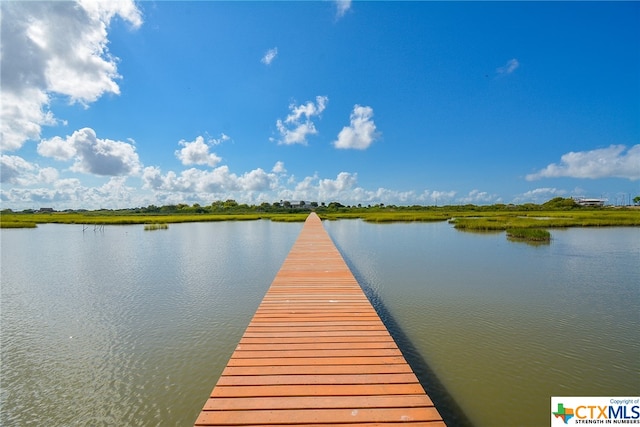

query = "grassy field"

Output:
[[0, 221, 38, 228], [144, 223, 169, 231], [0, 212, 265, 227], [506, 227, 552, 242], [1, 206, 639, 230], [448, 210, 640, 231]]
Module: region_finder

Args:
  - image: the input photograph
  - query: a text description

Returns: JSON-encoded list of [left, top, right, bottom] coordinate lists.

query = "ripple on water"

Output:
[[2, 223, 638, 427], [1, 222, 298, 426]]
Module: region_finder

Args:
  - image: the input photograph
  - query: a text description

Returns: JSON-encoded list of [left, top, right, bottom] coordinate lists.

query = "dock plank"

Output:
[[202, 395, 433, 410], [194, 212, 445, 426], [215, 373, 422, 386], [196, 408, 442, 425]]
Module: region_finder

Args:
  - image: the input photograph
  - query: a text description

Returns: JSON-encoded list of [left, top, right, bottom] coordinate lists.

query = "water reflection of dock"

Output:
[[194, 212, 446, 426]]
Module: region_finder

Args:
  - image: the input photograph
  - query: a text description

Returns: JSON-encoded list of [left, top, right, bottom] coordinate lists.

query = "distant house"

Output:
[[279, 201, 313, 210], [292, 201, 312, 210], [38, 208, 55, 213], [575, 198, 605, 207]]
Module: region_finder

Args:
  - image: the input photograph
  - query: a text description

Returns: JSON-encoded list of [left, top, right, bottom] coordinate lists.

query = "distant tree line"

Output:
[[3, 197, 636, 215]]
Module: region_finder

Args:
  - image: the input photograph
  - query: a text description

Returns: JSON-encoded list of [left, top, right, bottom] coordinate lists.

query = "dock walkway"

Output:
[[195, 212, 445, 426]]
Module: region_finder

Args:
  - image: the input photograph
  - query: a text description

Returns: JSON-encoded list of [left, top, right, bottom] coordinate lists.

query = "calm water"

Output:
[[1, 220, 638, 426], [325, 220, 640, 427]]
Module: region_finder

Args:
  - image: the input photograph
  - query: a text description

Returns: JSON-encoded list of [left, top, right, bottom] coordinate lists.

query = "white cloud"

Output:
[[77, 0, 143, 28], [526, 144, 640, 181], [334, 0, 352, 19], [141, 166, 393, 207], [142, 165, 278, 195], [37, 134, 77, 161], [175, 136, 222, 167], [333, 105, 379, 150], [319, 172, 357, 195], [0, 89, 57, 151], [1, 155, 37, 184], [0, 157, 511, 210], [1, 176, 137, 209], [261, 47, 278, 65], [0, 0, 142, 151], [54, 178, 82, 190], [418, 190, 458, 205], [513, 187, 566, 204], [239, 168, 274, 191], [272, 161, 286, 174], [524, 187, 565, 198], [283, 172, 417, 206], [294, 175, 318, 193], [276, 121, 317, 146], [38, 127, 142, 176], [275, 96, 328, 145], [37, 167, 59, 184], [209, 133, 230, 145], [496, 58, 519, 75], [0, 154, 60, 188], [458, 189, 501, 204], [140, 166, 164, 191]]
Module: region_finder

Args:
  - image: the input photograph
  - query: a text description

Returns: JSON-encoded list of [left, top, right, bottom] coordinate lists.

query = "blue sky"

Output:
[[1, 1, 639, 210]]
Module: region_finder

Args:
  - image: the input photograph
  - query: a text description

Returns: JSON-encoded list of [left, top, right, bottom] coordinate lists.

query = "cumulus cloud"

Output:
[[239, 168, 274, 191], [318, 172, 357, 195], [54, 178, 83, 190], [335, 0, 352, 19], [496, 58, 519, 75], [0, 0, 142, 151], [77, 0, 142, 28], [272, 161, 287, 174], [38, 127, 142, 176], [274, 173, 458, 207], [1, 155, 502, 210], [1, 155, 37, 184], [37, 134, 77, 161], [275, 96, 328, 145], [458, 189, 501, 204], [209, 133, 231, 145], [526, 144, 640, 181], [140, 165, 417, 208], [1, 89, 57, 151], [418, 190, 457, 205], [175, 136, 222, 167], [333, 105, 379, 150], [37, 167, 60, 184], [1, 176, 137, 209], [0, 154, 61, 187], [523, 187, 566, 198], [284, 172, 418, 206], [513, 187, 566, 204], [142, 165, 278, 195], [261, 47, 278, 65]]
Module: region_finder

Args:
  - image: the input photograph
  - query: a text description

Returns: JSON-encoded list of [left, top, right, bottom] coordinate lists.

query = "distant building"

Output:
[[279, 201, 313, 210], [37, 207, 55, 213], [575, 198, 606, 207]]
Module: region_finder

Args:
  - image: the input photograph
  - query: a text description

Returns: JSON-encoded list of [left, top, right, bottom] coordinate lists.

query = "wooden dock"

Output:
[[195, 212, 446, 426]]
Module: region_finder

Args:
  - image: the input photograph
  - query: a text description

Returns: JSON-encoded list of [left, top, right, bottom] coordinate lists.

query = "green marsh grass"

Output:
[[266, 214, 309, 222], [144, 223, 168, 231], [506, 228, 551, 242], [0, 212, 264, 226], [360, 211, 451, 223], [450, 209, 640, 231], [1, 207, 638, 229], [0, 221, 37, 228]]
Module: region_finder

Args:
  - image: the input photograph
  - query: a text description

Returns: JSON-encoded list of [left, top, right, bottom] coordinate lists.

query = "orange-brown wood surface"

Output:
[[195, 212, 445, 426]]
